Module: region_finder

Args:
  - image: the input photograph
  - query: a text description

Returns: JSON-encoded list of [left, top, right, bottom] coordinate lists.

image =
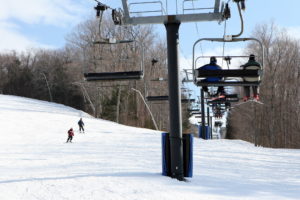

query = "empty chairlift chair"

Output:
[[84, 39, 144, 81]]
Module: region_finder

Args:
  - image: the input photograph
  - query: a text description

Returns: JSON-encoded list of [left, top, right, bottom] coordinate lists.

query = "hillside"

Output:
[[0, 94, 299, 200]]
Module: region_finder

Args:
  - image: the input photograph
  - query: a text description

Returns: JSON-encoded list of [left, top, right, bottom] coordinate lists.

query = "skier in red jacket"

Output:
[[66, 128, 74, 143]]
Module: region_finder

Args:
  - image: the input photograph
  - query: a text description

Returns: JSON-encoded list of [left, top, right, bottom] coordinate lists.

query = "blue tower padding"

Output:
[[206, 126, 211, 139], [183, 134, 193, 177], [162, 133, 193, 177], [198, 125, 212, 139], [162, 132, 171, 176]]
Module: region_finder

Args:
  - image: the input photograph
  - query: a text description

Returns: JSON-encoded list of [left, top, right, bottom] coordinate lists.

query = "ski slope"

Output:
[[0, 94, 299, 200]]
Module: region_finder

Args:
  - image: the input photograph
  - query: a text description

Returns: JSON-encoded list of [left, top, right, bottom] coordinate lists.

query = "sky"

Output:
[[1, 93, 300, 199], [1, 0, 299, 53]]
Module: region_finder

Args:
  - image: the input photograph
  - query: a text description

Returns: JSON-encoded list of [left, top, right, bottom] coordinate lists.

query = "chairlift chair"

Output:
[[187, 108, 200, 112], [146, 88, 195, 103], [192, 37, 264, 87], [84, 39, 144, 81], [84, 3, 145, 82]]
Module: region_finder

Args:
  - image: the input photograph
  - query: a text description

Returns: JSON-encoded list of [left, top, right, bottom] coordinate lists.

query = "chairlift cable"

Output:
[[221, 0, 231, 69], [222, 20, 228, 69], [179, 46, 192, 70], [191, 0, 204, 57], [97, 10, 104, 41]]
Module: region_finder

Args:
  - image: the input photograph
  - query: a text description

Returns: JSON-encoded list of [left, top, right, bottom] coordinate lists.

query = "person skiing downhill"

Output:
[[78, 118, 85, 133], [66, 128, 74, 143]]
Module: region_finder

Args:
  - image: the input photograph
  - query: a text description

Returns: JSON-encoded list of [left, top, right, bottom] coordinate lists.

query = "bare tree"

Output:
[[228, 22, 300, 148]]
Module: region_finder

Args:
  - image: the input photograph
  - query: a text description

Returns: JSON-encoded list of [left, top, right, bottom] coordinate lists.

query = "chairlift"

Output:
[[187, 108, 200, 112], [192, 37, 264, 87], [84, 39, 145, 81], [84, 2, 144, 81], [192, 0, 264, 87]]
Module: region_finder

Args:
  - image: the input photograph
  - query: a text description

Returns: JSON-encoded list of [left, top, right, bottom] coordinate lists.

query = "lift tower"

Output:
[[116, 0, 225, 180]]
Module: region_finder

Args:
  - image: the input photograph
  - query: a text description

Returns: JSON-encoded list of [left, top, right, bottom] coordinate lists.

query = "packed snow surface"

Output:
[[0, 94, 299, 200]]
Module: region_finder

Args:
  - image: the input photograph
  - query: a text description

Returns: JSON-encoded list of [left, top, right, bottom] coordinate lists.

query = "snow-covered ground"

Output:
[[0, 94, 299, 200]]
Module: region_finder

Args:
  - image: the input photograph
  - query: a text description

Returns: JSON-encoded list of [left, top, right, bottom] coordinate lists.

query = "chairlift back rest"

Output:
[[146, 96, 169, 101], [242, 61, 262, 82], [146, 96, 195, 103], [187, 109, 200, 112], [84, 71, 143, 81], [195, 69, 262, 78]]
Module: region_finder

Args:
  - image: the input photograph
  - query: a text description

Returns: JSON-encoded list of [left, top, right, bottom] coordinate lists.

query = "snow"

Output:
[[0, 94, 299, 200]]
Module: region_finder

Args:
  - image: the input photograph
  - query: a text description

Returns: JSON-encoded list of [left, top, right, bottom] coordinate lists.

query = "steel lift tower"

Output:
[[115, 0, 226, 180]]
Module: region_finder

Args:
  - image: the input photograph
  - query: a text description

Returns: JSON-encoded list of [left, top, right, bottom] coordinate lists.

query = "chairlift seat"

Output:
[[187, 108, 200, 112], [146, 96, 195, 103], [196, 81, 260, 87], [190, 112, 202, 115], [195, 69, 262, 78], [146, 96, 169, 101], [208, 98, 239, 104], [84, 71, 143, 81], [181, 98, 195, 103]]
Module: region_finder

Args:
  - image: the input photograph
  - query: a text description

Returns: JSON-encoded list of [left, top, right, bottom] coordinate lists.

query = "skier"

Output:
[[197, 56, 225, 96], [66, 128, 74, 143], [241, 54, 261, 101], [78, 118, 85, 133]]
